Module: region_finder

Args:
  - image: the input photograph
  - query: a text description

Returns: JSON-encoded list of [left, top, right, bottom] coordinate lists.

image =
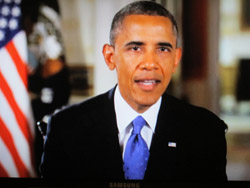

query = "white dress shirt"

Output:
[[114, 86, 162, 159]]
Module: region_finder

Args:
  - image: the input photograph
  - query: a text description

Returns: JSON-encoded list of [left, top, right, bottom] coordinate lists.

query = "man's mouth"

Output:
[[135, 80, 160, 85], [134, 79, 161, 90]]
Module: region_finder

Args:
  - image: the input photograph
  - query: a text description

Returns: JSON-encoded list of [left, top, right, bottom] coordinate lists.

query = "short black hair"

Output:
[[110, 1, 179, 46]]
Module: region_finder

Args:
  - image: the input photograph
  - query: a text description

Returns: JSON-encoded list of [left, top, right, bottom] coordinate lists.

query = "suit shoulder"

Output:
[[163, 94, 228, 131], [54, 90, 111, 118], [164, 94, 218, 117], [46, 90, 113, 135]]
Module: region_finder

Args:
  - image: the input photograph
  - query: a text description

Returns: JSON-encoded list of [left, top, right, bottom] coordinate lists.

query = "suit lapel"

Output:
[[145, 93, 179, 180], [91, 87, 125, 179]]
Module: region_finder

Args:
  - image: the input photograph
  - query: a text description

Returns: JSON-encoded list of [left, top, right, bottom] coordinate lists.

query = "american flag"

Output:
[[0, 0, 36, 177]]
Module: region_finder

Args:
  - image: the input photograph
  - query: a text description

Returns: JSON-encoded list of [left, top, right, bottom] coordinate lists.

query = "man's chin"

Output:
[[136, 96, 159, 108]]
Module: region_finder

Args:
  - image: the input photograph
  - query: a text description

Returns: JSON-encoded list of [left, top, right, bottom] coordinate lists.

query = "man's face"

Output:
[[103, 15, 182, 113]]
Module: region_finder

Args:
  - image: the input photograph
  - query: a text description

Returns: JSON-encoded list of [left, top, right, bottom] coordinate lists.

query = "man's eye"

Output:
[[159, 47, 169, 52], [131, 46, 140, 51]]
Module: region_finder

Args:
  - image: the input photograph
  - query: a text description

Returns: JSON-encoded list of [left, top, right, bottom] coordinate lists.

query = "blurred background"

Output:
[[3, 0, 249, 179]]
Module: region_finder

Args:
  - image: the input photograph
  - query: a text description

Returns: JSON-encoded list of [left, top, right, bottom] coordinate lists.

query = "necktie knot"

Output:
[[132, 116, 146, 134]]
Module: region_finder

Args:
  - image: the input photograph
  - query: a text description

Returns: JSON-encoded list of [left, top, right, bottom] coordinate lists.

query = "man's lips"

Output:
[[134, 79, 161, 90], [135, 79, 161, 85]]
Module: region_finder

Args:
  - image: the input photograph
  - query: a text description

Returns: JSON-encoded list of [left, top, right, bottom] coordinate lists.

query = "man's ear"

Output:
[[102, 44, 116, 70], [172, 47, 182, 73]]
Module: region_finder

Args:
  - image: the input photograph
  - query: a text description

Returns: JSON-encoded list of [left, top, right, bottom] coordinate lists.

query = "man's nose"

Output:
[[140, 51, 158, 70]]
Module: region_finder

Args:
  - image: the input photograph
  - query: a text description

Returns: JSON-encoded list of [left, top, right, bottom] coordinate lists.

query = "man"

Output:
[[40, 1, 227, 181]]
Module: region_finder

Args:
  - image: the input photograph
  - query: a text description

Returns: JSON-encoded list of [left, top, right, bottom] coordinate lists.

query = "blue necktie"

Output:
[[123, 116, 150, 180]]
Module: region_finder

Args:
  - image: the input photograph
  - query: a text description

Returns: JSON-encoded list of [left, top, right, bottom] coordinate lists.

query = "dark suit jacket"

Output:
[[40, 87, 227, 181]]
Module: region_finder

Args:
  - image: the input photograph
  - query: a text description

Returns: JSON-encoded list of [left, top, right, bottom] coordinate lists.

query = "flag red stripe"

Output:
[[0, 71, 35, 176], [0, 117, 30, 177], [0, 71, 32, 143], [0, 162, 9, 177], [5, 41, 27, 87]]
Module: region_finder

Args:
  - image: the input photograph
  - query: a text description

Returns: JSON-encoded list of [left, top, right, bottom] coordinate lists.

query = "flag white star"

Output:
[[1, 6, 10, 16], [0, 18, 7, 29], [14, 0, 21, 4], [9, 18, 18, 30], [4, 0, 12, 3], [12, 6, 20, 17]]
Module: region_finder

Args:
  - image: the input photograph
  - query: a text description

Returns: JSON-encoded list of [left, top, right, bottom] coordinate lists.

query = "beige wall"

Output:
[[59, 0, 95, 66], [219, 0, 250, 114]]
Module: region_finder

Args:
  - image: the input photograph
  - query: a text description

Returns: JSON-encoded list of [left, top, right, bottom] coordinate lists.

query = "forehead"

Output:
[[116, 15, 176, 42], [121, 15, 174, 33], [123, 14, 172, 26]]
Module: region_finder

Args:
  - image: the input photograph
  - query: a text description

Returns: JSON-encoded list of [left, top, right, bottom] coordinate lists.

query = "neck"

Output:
[[132, 104, 151, 114]]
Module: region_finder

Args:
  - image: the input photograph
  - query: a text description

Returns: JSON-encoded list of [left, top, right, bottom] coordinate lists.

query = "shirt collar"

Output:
[[114, 86, 162, 134]]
